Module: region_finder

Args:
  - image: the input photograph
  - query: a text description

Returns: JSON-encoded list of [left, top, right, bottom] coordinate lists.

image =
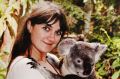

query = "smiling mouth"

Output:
[[43, 41, 53, 46]]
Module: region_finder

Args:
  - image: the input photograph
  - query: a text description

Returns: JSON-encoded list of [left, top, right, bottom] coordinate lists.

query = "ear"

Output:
[[90, 43, 107, 63], [27, 20, 33, 33], [57, 38, 76, 56]]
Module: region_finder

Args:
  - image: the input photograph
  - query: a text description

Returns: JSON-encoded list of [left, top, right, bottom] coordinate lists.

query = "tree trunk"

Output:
[[84, 10, 92, 33]]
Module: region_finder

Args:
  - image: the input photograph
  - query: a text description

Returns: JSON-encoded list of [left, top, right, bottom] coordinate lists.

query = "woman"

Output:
[[6, 1, 68, 79]]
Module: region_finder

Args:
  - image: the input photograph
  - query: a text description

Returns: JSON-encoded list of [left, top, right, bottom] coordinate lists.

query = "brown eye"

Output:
[[55, 30, 62, 36], [42, 26, 51, 32]]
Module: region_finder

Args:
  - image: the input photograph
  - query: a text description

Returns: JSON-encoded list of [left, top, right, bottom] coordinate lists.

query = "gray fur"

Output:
[[57, 38, 107, 79]]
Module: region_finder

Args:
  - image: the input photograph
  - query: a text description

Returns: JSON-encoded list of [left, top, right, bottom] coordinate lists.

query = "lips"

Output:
[[43, 41, 53, 46]]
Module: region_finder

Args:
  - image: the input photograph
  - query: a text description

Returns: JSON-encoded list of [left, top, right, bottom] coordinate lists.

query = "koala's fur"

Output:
[[56, 38, 107, 79], [34, 38, 107, 79]]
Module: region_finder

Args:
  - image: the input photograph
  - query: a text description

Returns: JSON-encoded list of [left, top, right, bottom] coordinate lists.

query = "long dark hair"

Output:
[[7, 1, 68, 70]]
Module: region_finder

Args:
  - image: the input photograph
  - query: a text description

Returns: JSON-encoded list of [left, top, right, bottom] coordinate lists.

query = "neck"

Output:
[[27, 44, 47, 62], [31, 50, 47, 62]]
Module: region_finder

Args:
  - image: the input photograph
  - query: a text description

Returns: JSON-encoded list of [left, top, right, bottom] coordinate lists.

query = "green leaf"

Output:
[[112, 58, 120, 69], [0, 76, 4, 79], [112, 71, 120, 79], [96, 62, 102, 68], [98, 65, 107, 76]]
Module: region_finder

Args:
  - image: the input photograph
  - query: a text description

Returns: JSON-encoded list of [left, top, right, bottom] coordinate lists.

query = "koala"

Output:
[[57, 38, 107, 79]]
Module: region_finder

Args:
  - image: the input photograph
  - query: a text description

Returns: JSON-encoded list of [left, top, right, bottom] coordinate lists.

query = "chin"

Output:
[[38, 47, 52, 53], [42, 49, 52, 53]]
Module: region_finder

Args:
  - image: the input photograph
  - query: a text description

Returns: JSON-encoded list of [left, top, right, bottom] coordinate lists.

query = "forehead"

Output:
[[48, 20, 60, 30]]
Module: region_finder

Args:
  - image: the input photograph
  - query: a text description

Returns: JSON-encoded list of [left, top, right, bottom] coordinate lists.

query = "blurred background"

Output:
[[0, 0, 120, 79]]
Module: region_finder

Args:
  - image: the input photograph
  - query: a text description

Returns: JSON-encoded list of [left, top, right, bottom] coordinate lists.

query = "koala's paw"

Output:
[[46, 53, 60, 68]]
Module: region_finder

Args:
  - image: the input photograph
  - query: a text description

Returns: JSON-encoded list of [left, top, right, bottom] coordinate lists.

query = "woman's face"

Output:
[[27, 20, 62, 54]]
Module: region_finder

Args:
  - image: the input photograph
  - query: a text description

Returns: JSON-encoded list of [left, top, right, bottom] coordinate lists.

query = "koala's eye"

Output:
[[76, 58, 82, 64], [77, 60, 81, 63]]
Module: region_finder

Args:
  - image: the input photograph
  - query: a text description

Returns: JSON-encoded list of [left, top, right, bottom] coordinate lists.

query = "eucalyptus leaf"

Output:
[[112, 71, 120, 79], [98, 65, 107, 76], [112, 58, 120, 69]]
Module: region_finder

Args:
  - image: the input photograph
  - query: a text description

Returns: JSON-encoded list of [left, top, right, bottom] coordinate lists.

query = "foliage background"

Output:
[[0, 0, 120, 79]]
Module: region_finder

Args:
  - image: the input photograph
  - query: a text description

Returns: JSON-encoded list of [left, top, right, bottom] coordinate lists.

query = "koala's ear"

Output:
[[57, 38, 76, 56], [90, 43, 107, 63]]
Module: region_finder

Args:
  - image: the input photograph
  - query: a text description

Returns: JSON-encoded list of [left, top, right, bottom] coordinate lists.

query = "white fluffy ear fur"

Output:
[[57, 38, 76, 56], [90, 43, 107, 63]]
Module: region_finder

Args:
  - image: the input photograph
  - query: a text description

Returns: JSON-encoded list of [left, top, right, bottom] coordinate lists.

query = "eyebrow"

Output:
[[45, 23, 52, 27], [44, 22, 62, 32]]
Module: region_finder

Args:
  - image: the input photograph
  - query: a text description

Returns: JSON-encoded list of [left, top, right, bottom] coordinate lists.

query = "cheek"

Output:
[[56, 36, 61, 41], [31, 32, 41, 41], [55, 36, 61, 44], [30, 30, 43, 45]]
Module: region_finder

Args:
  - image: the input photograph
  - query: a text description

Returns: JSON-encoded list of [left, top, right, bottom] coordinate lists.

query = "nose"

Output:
[[83, 63, 92, 75], [48, 32, 56, 43]]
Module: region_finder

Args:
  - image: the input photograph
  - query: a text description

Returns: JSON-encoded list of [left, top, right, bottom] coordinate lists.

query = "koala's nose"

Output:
[[83, 63, 92, 75]]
